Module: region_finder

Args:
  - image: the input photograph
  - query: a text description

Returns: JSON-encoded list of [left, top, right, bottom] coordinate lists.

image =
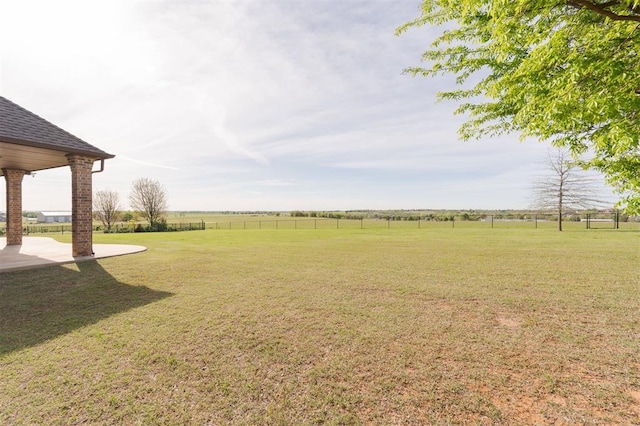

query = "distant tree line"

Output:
[[289, 210, 630, 222]]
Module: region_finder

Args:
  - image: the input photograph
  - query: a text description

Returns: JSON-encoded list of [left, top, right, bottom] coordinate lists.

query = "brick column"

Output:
[[3, 169, 26, 246], [66, 155, 96, 257]]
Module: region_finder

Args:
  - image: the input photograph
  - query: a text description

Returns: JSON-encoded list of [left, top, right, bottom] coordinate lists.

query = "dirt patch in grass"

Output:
[[496, 315, 521, 328], [629, 390, 640, 417]]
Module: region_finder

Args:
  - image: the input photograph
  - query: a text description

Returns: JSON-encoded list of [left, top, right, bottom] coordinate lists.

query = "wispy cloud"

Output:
[[0, 0, 617, 211], [117, 155, 182, 171]]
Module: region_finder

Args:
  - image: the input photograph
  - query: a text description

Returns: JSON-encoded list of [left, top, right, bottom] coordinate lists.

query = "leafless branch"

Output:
[[567, 0, 640, 22]]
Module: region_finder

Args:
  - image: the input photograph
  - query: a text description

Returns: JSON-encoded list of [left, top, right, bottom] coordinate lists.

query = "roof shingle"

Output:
[[0, 96, 114, 159]]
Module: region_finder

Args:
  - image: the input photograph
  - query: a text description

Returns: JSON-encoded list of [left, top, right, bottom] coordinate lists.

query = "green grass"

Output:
[[1, 228, 639, 424]]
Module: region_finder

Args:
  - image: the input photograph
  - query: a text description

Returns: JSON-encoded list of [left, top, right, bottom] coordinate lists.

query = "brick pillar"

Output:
[[3, 169, 26, 246], [67, 155, 96, 257]]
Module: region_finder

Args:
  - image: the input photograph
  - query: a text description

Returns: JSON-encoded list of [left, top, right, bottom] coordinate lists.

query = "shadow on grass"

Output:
[[0, 260, 172, 355]]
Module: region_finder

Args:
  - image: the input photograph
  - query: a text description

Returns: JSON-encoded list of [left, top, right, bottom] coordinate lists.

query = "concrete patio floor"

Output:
[[0, 237, 146, 273]]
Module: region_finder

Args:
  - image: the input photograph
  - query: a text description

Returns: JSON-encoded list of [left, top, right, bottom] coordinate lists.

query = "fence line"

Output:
[[107, 221, 206, 233], [2, 214, 635, 236], [204, 213, 637, 231], [0, 221, 206, 236]]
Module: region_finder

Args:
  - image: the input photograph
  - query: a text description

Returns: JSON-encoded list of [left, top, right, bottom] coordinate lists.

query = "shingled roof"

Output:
[[0, 96, 114, 175]]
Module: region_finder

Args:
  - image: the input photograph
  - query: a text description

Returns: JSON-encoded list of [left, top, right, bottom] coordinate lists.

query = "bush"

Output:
[[150, 220, 169, 232], [132, 219, 178, 233]]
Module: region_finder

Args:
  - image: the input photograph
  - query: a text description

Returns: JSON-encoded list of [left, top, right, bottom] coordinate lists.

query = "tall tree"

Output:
[[93, 189, 121, 231], [397, 0, 640, 213], [532, 149, 609, 231], [129, 178, 168, 226]]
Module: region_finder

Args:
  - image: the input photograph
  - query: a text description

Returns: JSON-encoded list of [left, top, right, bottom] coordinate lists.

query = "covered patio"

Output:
[[0, 236, 146, 273], [0, 96, 123, 260]]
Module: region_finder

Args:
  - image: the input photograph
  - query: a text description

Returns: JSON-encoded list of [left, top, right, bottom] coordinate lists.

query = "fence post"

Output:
[[361, 218, 363, 229], [491, 215, 494, 229], [336, 219, 339, 229], [315, 219, 317, 229], [452, 217, 455, 228], [535, 215, 537, 229]]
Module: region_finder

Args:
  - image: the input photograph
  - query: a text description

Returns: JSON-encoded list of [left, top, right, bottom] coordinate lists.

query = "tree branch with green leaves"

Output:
[[398, 0, 640, 213]]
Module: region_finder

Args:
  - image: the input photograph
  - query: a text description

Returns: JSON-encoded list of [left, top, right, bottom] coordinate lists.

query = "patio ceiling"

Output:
[[0, 140, 74, 175]]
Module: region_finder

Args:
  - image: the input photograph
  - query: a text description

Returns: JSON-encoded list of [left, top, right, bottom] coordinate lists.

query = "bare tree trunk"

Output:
[[558, 180, 563, 232], [558, 202, 563, 232]]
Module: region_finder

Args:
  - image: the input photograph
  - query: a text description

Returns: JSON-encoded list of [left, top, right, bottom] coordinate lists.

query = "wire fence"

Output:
[[205, 213, 637, 231], [106, 222, 206, 233], [2, 213, 636, 236], [0, 221, 206, 236]]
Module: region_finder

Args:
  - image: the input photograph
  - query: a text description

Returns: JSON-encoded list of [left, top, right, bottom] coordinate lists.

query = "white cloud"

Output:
[[0, 0, 618, 211]]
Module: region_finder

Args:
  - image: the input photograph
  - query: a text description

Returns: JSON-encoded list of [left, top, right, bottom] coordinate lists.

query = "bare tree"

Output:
[[129, 178, 168, 226], [532, 149, 610, 231], [93, 189, 121, 231]]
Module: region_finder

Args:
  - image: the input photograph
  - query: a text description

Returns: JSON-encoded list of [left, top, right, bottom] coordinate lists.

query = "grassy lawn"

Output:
[[1, 228, 639, 424]]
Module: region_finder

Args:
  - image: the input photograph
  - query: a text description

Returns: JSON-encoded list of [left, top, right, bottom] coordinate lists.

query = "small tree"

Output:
[[532, 149, 609, 231], [93, 189, 121, 231], [129, 178, 168, 227]]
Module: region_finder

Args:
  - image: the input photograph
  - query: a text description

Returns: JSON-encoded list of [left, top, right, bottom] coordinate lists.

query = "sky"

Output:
[[0, 0, 618, 212]]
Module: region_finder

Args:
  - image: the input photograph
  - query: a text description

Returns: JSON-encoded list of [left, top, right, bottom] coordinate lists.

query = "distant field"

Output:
[[1, 227, 639, 424], [168, 212, 639, 230], [5, 211, 638, 235]]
